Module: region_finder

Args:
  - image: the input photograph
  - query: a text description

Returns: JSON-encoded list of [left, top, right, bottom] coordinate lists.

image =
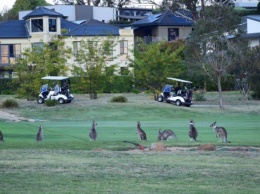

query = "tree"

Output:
[[7, 0, 49, 20], [184, 4, 242, 109], [72, 36, 119, 99], [12, 35, 72, 100], [229, 43, 260, 100], [130, 39, 186, 100]]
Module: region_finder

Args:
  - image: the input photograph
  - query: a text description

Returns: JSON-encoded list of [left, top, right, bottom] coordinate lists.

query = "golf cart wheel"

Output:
[[158, 96, 163, 102], [176, 100, 182, 106], [67, 100, 71, 103], [185, 104, 191, 107], [37, 97, 44, 104], [58, 98, 65, 104]]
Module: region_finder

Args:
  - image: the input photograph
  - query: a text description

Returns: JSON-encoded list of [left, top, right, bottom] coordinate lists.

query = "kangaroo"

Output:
[[136, 121, 147, 140], [189, 119, 198, 141], [210, 122, 231, 143], [89, 120, 97, 141], [36, 125, 43, 142], [158, 129, 178, 141], [0, 131, 4, 142]]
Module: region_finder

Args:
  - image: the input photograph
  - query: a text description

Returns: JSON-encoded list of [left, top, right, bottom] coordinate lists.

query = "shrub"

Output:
[[110, 95, 128, 103], [45, 99, 58, 107], [1, 99, 19, 108], [194, 90, 207, 101]]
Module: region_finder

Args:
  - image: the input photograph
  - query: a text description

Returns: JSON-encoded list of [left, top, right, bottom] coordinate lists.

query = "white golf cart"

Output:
[[37, 76, 74, 104], [158, 77, 193, 107]]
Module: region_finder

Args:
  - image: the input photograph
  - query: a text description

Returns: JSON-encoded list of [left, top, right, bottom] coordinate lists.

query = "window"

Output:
[[168, 28, 179, 41], [120, 67, 129, 76], [31, 19, 43, 32], [0, 44, 21, 65], [49, 18, 57, 32], [26, 20, 30, 32], [120, 40, 128, 54]]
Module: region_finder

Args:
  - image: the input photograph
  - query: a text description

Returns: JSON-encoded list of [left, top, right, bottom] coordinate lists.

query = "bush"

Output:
[[45, 99, 58, 107], [110, 95, 128, 103], [194, 90, 207, 101], [1, 99, 19, 108]]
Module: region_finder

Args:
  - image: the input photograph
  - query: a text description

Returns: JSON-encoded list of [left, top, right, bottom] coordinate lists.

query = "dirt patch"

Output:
[[124, 146, 260, 153], [0, 110, 35, 122]]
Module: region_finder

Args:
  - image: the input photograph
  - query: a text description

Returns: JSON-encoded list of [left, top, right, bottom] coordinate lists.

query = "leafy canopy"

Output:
[[131, 39, 186, 96]]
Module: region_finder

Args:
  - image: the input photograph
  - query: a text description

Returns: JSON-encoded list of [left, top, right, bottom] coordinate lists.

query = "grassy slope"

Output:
[[0, 92, 260, 193]]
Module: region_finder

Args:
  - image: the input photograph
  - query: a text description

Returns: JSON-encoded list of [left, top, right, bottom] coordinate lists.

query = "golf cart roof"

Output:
[[41, 76, 69, 81], [167, 77, 192, 84]]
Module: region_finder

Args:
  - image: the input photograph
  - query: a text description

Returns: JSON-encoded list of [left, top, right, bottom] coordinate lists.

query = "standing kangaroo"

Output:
[[36, 125, 43, 142], [0, 131, 4, 142], [136, 121, 147, 140], [89, 120, 97, 141], [158, 129, 178, 141], [210, 122, 231, 143], [189, 119, 198, 141]]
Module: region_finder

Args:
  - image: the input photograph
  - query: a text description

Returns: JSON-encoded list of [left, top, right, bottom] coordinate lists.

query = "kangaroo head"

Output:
[[92, 120, 97, 127], [137, 121, 141, 127], [39, 125, 43, 131], [210, 122, 216, 128], [190, 119, 194, 125]]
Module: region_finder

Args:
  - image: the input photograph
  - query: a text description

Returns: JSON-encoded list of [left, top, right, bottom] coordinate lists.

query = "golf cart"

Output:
[[158, 77, 193, 107], [37, 76, 74, 104]]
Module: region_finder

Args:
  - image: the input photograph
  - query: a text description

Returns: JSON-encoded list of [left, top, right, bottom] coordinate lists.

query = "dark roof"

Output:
[[0, 20, 29, 38], [23, 6, 63, 20], [61, 19, 79, 32], [246, 15, 260, 22], [65, 19, 120, 36], [132, 10, 194, 27]]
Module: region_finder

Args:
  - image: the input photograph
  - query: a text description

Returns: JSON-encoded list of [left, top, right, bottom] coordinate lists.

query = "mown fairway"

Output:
[[0, 92, 260, 193]]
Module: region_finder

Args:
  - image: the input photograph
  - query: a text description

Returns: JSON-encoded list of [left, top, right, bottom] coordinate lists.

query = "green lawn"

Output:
[[0, 92, 260, 193]]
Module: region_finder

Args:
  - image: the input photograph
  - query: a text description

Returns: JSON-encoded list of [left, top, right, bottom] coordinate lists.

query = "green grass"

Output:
[[0, 92, 260, 193]]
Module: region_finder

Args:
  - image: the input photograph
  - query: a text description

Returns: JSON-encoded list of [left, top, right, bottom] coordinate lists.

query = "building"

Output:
[[235, 0, 259, 9], [132, 10, 194, 44], [19, 5, 117, 23], [0, 7, 134, 78], [242, 15, 260, 47]]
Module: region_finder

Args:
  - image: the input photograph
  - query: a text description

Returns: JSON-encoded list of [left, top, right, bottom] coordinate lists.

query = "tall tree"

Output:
[[8, 0, 49, 20], [184, 4, 242, 109], [130, 39, 186, 100], [72, 36, 119, 99], [12, 35, 72, 100]]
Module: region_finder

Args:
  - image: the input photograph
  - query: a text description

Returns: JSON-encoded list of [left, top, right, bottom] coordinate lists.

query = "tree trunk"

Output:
[[217, 74, 224, 109]]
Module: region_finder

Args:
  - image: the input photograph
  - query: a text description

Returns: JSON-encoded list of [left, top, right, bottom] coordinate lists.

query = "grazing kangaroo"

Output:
[[158, 129, 178, 141], [36, 125, 43, 142], [136, 121, 147, 140], [0, 130, 4, 142], [210, 122, 231, 143], [189, 119, 198, 141], [89, 120, 97, 141]]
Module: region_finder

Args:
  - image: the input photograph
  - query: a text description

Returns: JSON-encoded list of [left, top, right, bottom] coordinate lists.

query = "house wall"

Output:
[[75, 5, 93, 21], [93, 7, 116, 23], [157, 26, 193, 40], [65, 29, 134, 76], [247, 18, 260, 33], [248, 38, 260, 47]]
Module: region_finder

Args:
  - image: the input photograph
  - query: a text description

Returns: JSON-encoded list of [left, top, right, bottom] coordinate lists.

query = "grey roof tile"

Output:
[[23, 6, 63, 20], [65, 19, 119, 36], [0, 20, 29, 38]]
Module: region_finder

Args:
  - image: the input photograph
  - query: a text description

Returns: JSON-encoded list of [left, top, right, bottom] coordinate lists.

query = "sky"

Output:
[[0, 0, 54, 10]]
